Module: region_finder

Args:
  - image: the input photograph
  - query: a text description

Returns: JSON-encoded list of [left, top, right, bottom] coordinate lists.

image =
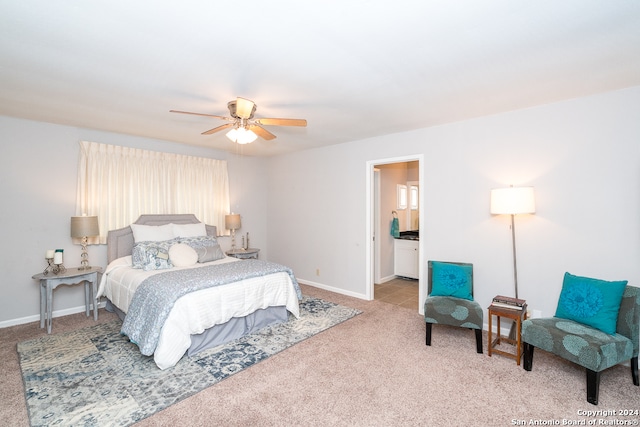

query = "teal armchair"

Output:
[[424, 261, 483, 353], [522, 284, 639, 405]]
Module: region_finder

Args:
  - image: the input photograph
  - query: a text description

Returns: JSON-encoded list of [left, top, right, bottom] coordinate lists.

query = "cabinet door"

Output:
[[394, 240, 419, 279]]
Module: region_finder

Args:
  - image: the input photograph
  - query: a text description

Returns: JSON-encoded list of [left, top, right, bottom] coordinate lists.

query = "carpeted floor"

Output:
[[2, 284, 640, 426], [16, 296, 361, 427]]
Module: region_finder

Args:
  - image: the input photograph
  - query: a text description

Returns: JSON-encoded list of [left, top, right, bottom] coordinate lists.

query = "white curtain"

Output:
[[76, 141, 230, 243]]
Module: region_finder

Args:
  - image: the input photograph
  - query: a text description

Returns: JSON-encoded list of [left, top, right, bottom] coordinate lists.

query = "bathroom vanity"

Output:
[[394, 232, 419, 279]]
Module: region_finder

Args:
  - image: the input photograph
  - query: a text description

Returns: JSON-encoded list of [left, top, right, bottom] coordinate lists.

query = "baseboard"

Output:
[[482, 320, 508, 336], [297, 278, 367, 300], [0, 300, 107, 329], [376, 275, 397, 284], [2, 280, 369, 328]]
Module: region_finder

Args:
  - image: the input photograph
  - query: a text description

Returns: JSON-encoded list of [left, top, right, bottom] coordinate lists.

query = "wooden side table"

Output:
[[32, 266, 102, 334], [487, 302, 528, 365], [226, 248, 260, 260]]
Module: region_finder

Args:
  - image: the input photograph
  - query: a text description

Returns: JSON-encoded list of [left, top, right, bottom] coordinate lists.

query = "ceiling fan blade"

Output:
[[201, 123, 234, 135], [250, 124, 277, 140], [169, 110, 232, 121], [254, 118, 307, 127], [235, 97, 256, 119]]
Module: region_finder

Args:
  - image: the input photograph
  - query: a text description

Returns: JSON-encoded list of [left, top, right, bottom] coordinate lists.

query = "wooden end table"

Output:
[[487, 302, 528, 365], [32, 266, 102, 334]]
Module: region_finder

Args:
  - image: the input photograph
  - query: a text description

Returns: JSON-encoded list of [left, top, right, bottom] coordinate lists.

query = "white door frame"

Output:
[[374, 169, 382, 284], [365, 154, 425, 314]]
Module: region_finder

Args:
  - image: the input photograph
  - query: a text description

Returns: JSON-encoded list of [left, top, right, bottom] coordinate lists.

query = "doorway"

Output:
[[374, 278, 420, 309], [366, 155, 424, 314]]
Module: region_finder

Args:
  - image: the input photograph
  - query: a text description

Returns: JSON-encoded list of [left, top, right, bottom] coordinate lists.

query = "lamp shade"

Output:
[[226, 127, 258, 144], [225, 213, 241, 230], [70, 215, 100, 238], [235, 97, 255, 119], [490, 187, 536, 215]]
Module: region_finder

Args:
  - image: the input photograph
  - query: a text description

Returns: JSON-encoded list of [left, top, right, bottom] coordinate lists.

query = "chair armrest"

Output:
[[617, 286, 640, 357]]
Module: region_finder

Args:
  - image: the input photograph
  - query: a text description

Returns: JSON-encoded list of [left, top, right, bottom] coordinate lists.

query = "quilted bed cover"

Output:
[[96, 256, 300, 369]]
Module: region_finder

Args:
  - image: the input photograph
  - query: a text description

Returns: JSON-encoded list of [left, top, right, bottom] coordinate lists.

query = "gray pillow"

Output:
[[194, 245, 225, 263], [180, 236, 225, 263]]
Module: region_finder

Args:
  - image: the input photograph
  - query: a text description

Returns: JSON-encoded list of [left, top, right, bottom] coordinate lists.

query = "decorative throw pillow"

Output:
[[430, 261, 473, 300], [554, 272, 627, 335], [169, 243, 199, 267], [171, 222, 207, 238], [193, 245, 225, 263], [130, 223, 174, 243], [180, 236, 225, 263], [131, 238, 178, 271]]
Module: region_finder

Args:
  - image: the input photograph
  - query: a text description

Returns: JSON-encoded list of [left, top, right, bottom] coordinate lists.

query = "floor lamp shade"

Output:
[[490, 187, 536, 215]]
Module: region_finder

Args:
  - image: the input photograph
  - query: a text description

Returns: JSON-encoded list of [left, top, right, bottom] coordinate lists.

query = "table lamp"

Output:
[[70, 215, 99, 269], [225, 213, 241, 251]]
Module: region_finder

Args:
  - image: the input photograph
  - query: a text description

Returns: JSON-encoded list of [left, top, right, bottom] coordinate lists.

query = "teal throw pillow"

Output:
[[554, 272, 627, 335], [430, 261, 473, 300]]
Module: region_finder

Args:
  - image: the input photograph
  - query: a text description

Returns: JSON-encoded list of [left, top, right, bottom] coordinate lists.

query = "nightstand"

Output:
[[32, 266, 102, 334], [226, 248, 260, 259]]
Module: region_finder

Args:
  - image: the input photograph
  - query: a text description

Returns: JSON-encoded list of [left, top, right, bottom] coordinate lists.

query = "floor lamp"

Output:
[[491, 186, 536, 337]]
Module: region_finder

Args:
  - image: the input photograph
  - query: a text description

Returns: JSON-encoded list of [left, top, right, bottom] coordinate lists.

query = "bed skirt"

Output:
[[105, 300, 288, 357]]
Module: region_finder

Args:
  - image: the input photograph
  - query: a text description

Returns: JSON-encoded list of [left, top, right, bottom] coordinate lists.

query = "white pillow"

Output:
[[171, 222, 207, 238], [130, 223, 174, 243], [169, 243, 198, 267]]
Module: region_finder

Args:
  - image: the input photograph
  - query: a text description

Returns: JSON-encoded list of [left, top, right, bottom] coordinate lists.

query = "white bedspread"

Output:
[[97, 256, 300, 369]]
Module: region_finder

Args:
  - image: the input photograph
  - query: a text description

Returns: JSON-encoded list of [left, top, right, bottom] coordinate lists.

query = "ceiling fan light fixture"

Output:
[[235, 97, 256, 119], [170, 97, 306, 142], [226, 127, 258, 144]]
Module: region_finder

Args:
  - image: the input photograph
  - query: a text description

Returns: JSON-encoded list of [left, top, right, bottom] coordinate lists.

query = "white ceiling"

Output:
[[1, 1, 640, 157]]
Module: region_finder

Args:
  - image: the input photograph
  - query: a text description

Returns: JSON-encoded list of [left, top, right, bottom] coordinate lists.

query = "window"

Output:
[[76, 141, 230, 243], [397, 184, 407, 210], [410, 185, 418, 210]]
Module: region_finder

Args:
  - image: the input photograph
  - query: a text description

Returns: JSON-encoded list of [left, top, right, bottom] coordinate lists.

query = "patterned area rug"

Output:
[[17, 296, 361, 427]]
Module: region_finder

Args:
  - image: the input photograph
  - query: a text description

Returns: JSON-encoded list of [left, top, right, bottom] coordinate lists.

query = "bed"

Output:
[[97, 214, 301, 369]]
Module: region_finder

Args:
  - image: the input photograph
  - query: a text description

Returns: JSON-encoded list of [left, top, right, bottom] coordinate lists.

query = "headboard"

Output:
[[107, 214, 218, 264]]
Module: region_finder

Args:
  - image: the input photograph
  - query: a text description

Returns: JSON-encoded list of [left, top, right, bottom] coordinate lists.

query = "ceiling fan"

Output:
[[170, 97, 307, 144]]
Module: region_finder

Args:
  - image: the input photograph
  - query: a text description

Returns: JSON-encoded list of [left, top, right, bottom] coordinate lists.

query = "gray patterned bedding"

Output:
[[104, 214, 302, 370], [122, 259, 302, 355]]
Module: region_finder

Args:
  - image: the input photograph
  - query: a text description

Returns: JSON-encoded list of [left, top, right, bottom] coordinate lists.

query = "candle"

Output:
[[46, 249, 54, 259], [53, 249, 63, 265]]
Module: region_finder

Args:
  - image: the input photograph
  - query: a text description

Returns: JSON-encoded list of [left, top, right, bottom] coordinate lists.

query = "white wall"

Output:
[[267, 86, 640, 317], [0, 117, 268, 325], [2, 85, 638, 326]]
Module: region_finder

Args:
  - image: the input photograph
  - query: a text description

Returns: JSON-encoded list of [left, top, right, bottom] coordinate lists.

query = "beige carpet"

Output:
[[2, 284, 639, 426]]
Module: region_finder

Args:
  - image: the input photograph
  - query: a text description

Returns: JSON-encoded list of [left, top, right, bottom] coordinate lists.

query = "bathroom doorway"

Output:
[[366, 155, 424, 314]]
